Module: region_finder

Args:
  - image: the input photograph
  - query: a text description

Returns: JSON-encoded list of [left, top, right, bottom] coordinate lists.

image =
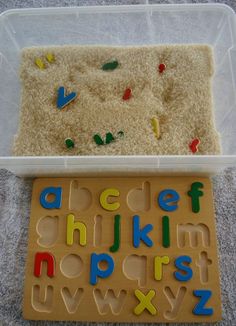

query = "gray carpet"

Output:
[[0, 1, 236, 326]]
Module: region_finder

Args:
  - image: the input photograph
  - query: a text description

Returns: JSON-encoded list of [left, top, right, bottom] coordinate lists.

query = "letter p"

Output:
[[90, 253, 114, 285]]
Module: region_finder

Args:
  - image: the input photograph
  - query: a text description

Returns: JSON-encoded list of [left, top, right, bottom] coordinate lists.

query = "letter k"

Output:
[[133, 215, 153, 248]]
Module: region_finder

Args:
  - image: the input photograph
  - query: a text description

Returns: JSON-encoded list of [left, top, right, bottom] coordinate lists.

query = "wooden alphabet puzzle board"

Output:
[[23, 177, 221, 322]]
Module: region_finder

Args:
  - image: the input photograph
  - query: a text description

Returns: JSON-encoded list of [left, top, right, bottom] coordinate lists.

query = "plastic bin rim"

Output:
[[0, 155, 236, 163], [0, 3, 235, 19]]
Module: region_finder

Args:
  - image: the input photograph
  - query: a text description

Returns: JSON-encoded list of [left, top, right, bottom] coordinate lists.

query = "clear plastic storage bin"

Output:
[[0, 3, 236, 176]]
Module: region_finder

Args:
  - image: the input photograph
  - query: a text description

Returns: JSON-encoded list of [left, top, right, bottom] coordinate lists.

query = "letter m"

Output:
[[177, 223, 210, 248]]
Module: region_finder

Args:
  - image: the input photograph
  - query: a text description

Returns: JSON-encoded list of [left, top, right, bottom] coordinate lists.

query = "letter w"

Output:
[[93, 289, 127, 315]]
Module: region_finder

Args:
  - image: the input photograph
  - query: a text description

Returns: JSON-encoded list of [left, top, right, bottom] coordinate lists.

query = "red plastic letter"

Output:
[[34, 252, 55, 278]]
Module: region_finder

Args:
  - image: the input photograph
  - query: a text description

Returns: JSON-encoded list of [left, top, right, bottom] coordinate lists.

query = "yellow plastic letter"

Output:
[[67, 213, 86, 246], [134, 289, 157, 316], [154, 256, 170, 281], [100, 188, 120, 211]]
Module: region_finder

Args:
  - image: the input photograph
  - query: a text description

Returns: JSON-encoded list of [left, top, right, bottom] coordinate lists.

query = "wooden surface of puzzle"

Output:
[[23, 177, 221, 322]]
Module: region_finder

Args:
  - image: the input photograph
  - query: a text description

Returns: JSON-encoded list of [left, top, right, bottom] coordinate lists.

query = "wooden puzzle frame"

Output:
[[23, 177, 221, 322]]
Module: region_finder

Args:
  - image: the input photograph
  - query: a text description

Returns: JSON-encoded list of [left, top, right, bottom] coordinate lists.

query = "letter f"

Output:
[[188, 182, 204, 213]]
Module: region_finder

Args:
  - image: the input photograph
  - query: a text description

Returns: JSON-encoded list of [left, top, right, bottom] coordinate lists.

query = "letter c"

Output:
[[100, 188, 120, 211]]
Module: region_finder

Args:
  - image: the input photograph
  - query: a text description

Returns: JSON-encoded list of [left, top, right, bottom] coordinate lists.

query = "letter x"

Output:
[[134, 289, 157, 315]]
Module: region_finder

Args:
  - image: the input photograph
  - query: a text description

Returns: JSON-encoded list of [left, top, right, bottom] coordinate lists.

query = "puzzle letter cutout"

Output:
[[23, 177, 221, 322]]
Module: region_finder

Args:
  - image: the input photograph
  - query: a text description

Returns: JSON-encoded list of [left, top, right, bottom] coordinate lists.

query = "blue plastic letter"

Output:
[[193, 290, 213, 316], [174, 255, 193, 281], [40, 187, 62, 209], [158, 189, 180, 212], [133, 215, 153, 248], [90, 253, 114, 285]]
